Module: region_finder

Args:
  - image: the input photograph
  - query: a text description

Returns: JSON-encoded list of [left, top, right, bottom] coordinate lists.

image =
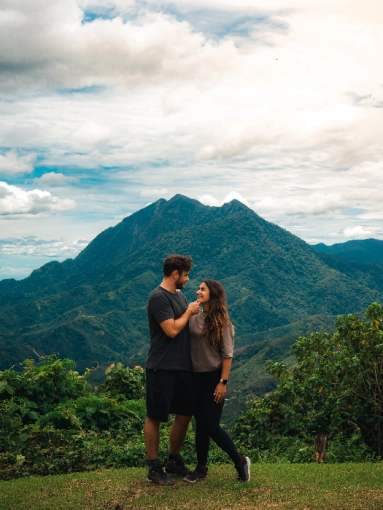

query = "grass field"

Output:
[[1, 463, 383, 510]]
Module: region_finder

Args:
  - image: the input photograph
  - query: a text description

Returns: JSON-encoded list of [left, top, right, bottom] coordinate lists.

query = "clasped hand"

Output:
[[188, 301, 200, 315]]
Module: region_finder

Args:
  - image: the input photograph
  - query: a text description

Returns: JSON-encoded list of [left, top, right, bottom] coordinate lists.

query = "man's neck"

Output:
[[160, 278, 177, 294]]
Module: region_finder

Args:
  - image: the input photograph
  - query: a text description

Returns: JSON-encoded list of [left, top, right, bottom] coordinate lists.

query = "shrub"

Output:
[[232, 303, 383, 461], [97, 363, 145, 400]]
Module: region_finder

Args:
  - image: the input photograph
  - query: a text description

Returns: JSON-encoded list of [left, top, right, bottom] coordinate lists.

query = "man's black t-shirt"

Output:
[[145, 286, 191, 371]]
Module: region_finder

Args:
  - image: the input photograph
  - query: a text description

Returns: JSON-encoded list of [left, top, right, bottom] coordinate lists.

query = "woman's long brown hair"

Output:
[[201, 279, 232, 347]]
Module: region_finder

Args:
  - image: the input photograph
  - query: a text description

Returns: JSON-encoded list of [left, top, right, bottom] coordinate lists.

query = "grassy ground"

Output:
[[1, 463, 383, 510]]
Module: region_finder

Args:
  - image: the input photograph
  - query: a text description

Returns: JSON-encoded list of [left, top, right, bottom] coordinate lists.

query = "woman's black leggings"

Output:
[[193, 368, 241, 466]]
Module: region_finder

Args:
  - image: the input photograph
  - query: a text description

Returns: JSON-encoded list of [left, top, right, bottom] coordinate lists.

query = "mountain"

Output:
[[313, 239, 383, 265], [1, 195, 383, 383]]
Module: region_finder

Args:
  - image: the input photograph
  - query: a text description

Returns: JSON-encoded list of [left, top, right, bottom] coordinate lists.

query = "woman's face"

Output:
[[196, 281, 210, 304]]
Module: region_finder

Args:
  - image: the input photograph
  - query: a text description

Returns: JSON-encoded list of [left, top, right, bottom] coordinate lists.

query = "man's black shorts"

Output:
[[146, 369, 194, 422]]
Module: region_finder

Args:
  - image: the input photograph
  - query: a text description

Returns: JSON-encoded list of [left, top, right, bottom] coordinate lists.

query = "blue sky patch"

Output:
[[343, 208, 367, 216], [163, 7, 287, 41], [81, 7, 117, 24], [57, 85, 106, 96]]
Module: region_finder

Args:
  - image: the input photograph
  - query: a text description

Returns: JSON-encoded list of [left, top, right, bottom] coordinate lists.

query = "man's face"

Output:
[[175, 270, 190, 289]]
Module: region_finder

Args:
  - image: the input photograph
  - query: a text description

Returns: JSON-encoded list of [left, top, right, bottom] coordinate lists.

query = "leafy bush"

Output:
[[232, 303, 383, 461], [0, 355, 91, 415], [0, 355, 149, 480], [37, 396, 144, 433], [97, 362, 145, 400], [0, 355, 226, 480]]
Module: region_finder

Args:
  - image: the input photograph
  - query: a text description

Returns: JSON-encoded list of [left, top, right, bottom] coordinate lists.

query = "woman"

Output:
[[184, 279, 251, 483]]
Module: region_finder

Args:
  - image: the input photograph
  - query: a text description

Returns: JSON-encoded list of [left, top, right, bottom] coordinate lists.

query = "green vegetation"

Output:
[[1, 463, 383, 509], [233, 303, 383, 461], [314, 238, 383, 265], [223, 313, 338, 426], [0, 355, 229, 481], [2, 195, 383, 404], [0, 356, 147, 480], [2, 303, 383, 484]]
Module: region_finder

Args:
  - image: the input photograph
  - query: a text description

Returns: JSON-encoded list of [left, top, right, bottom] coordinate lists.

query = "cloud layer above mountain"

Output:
[[1, 0, 383, 278]]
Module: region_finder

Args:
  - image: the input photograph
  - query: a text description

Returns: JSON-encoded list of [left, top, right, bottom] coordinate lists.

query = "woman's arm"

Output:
[[214, 357, 232, 404]]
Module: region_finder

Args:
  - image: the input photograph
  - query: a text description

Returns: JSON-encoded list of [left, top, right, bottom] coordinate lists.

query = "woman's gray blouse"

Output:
[[189, 309, 234, 372]]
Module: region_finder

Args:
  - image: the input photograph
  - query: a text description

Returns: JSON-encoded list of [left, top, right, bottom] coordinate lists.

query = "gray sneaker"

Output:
[[235, 456, 251, 482], [147, 460, 175, 486], [165, 456, 192, 476]]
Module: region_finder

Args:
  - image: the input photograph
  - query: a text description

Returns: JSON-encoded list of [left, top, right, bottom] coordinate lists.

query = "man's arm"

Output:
[[160, 301, 200, 338]]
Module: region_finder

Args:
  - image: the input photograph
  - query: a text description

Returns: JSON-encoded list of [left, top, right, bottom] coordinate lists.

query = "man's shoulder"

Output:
[[148, 286, 163, 299], [149, 286, 186, 300], [148, 286, 166, 307], [148, 286, 187, 307], [148, 286, 177, 307]]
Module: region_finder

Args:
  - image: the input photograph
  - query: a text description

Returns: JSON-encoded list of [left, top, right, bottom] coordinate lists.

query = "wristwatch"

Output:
[[220, 379, 228, 385]]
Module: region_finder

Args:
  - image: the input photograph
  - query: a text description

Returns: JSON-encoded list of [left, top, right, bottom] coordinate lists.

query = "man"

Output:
[[144, 254, 200, 486]]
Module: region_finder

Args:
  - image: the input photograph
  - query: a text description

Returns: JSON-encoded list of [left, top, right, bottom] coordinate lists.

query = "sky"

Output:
[[1, 0, 383, 280]]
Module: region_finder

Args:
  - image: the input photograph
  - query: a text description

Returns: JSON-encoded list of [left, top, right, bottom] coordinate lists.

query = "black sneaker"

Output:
[[235, 456, 251, 482], [165, 455, 192, 476], [147, 459, 175, 486], [183, 465, 208, 483]]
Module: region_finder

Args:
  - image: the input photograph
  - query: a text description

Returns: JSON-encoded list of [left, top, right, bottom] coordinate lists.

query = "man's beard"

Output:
[[175, 278, 185, 289]]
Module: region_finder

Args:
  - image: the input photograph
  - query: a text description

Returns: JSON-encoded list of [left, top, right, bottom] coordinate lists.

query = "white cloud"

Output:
[[140, 188, 168, 197], [305, 238, 324, 245], [35, 172, 78, 186], [72, 121, 112, 147], [198, 191, 249, 207], [1, 0, 383, 174], [200, 190, 356, 218], [343, 226, 380, 239], [253, 193, 347, 216], [78, 0, 136, 11], [224, 191, 249, 205], [0, 182, 76, 215], [198, 194, 220, 206], [0, 152, 35, 175], [357, 211, 383, 221], [0, 235, 88, 257], [0, 1, 238, 95]]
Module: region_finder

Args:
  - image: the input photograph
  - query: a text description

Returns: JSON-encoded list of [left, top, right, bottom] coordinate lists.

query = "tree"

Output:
[[233, 303, 383, 458]]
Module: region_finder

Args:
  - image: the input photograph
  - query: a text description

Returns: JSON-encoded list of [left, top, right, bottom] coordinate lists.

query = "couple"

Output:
[[144, 254, 250, 486]]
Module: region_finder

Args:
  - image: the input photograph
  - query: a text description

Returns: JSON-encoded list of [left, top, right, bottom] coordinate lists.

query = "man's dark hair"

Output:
[[163, 254, 193, 277]]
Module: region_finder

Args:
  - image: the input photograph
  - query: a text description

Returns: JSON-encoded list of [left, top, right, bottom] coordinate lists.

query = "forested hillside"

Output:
[[313, 238, 383, 264], [1, 195, 383, 394]]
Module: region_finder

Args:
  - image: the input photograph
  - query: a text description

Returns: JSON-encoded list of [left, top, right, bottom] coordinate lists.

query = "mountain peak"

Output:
[[168, 194, 196, 203], [223, 198, 251, 211], [159, 194, 206, 216]]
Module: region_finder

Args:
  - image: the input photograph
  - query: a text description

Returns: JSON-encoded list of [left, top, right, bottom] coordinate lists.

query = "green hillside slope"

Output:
[[313, 238, 383, 264], [1, 195, 383, 379]]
